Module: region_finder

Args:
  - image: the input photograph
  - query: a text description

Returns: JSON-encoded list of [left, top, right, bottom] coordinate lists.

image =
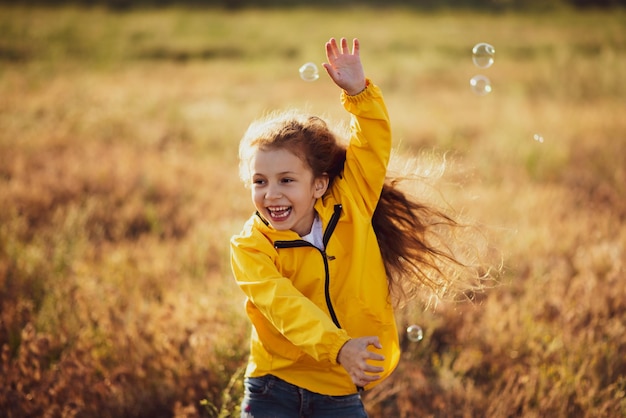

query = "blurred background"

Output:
[[2, 0, 626, 9], [1, 1, 625, 417]]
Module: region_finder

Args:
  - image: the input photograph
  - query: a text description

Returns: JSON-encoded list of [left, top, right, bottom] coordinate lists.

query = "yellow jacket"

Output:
[[230, 81, 400, 396]]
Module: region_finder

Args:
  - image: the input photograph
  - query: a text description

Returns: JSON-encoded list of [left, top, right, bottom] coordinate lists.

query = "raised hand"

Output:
[[322, 37, 367, 96]]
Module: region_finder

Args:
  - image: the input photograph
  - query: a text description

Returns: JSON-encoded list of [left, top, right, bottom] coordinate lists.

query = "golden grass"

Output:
[[1, 5, 625, 417]]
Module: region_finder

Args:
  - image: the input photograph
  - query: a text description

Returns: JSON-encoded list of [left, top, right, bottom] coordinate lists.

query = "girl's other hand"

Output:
[[323, 37, 367, 96], [337, 336, 385, 387]]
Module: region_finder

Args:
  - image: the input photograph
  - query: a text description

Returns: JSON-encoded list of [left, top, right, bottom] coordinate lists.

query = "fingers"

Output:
[[326, 37, 359, 58], [366, 335, 383, 350], [351, 362, 384, 387], [339, 336, 386, 386], [323, 36, 362, 89], [363, 362, 385, 374], [352, 38, 360, 56], [341, 37, 349, 54], [325, 38, 337, 61], [352, 372, 382, 385], [354, 374, 380, 387]]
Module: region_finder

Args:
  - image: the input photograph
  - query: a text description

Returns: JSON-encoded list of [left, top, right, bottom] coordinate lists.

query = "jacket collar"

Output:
[[253, 198, 342, 245]]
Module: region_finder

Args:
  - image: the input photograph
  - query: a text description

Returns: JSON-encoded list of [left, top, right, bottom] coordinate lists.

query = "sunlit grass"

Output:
[[1, 5, 625, 417]]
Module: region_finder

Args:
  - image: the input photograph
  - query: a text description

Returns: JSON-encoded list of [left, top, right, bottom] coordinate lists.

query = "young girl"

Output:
[[231, 37, 484, 417]]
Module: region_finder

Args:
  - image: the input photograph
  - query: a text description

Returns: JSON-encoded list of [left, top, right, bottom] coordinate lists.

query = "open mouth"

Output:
[[267, 206, 292, 221]]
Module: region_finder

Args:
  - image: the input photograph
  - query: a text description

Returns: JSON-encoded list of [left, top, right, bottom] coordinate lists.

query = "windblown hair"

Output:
[[239, 109, 494, 307]]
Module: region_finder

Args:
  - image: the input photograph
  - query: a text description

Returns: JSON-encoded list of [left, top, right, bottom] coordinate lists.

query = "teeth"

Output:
[[268, 206, 291, 219]]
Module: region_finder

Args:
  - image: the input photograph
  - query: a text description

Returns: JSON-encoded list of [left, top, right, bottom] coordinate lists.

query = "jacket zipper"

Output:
[[274, 204, 343, 328], [274, 205, 362, 392]]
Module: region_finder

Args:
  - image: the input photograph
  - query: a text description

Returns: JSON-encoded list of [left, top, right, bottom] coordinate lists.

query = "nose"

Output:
[[265, 182, 282, 200]]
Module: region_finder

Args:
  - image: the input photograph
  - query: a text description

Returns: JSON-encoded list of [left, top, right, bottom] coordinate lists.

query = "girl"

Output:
[[231, 37, 484, 417]]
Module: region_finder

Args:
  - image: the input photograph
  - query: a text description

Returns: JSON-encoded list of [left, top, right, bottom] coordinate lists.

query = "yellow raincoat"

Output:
[[230, 81, 400, 396]]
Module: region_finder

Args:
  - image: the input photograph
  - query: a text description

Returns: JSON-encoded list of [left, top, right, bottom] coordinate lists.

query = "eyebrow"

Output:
[[253, 171, 299, 177]]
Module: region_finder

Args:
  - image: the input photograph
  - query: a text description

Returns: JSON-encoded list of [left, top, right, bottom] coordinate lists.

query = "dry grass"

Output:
[[1, 5, 625, 417]]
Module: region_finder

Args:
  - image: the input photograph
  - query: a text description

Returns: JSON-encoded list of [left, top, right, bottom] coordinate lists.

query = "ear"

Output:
[[313, 174, 330, 198]]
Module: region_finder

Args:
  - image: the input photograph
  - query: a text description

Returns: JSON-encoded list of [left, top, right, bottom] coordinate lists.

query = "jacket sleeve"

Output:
[[230, 229, 351, 364], [340, 79, 392, 215]]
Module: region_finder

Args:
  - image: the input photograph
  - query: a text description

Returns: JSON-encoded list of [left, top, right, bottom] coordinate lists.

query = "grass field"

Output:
[[1, 5, 625, 417]]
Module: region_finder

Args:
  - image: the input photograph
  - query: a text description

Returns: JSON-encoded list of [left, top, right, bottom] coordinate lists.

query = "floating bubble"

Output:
[[470, 75, 492, 96], [299, 62, 319, 82], [533, 134, 545, 143], [406, 324, 423, 342], [472, 43, 495, 69]]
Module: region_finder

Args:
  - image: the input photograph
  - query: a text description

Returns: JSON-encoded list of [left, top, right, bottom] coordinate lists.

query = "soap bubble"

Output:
[[406, 324, 423, 342], [299, 62, 319, 82], [533, 134, 545, 143], [472, 43, 495, 69], [470, 75, 492, 96]]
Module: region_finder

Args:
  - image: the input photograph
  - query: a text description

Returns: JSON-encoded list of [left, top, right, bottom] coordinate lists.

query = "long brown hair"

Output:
[[239, 110, 492, 306]]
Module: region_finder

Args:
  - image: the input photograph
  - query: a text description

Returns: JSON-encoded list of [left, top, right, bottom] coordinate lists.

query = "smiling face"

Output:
[[249, 147, 329, 236]]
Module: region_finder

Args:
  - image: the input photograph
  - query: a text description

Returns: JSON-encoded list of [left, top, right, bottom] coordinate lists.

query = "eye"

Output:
[[252, 178, 266, 186], [280, 177, 294, 184]]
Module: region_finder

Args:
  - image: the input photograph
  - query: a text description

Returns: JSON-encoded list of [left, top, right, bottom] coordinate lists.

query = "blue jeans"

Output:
[[241, 374, 368, 418]]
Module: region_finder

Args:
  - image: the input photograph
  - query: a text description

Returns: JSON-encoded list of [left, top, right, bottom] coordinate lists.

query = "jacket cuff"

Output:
[[331, 331, 352, 365], [341, 78, 373, 102]]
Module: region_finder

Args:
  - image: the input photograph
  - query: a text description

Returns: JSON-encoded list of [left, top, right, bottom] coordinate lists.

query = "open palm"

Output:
[[323, 37, 366, 96]]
